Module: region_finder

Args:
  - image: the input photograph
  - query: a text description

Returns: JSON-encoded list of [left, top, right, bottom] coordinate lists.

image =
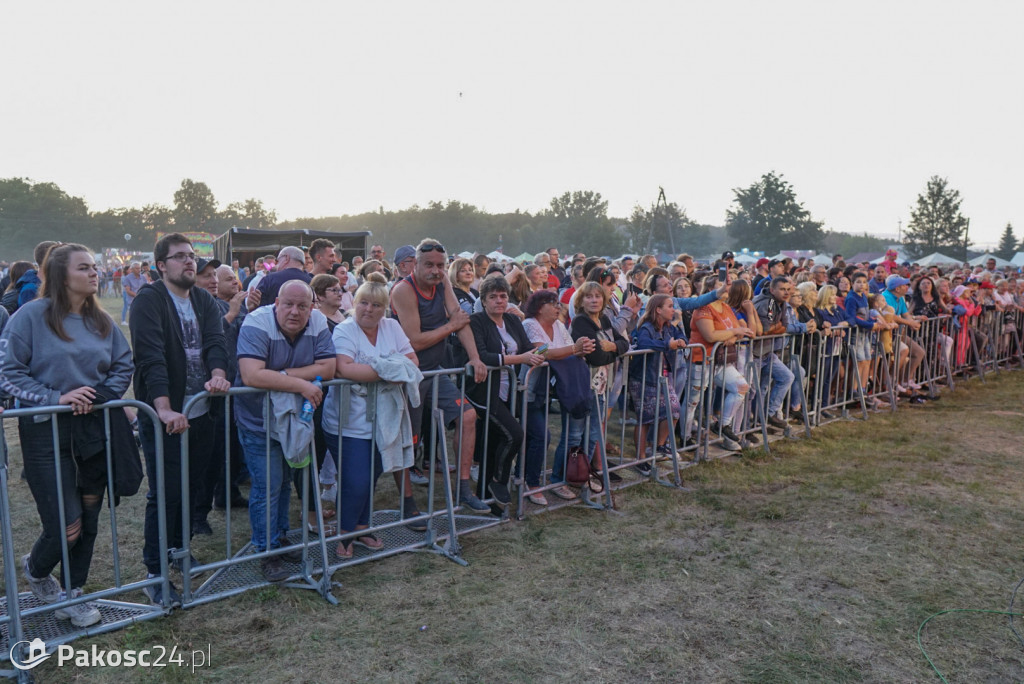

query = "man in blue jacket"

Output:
[[752, 277, 815, 429]]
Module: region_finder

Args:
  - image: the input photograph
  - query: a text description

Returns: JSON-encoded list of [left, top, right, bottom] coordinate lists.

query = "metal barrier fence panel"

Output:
[[173, 368, 506, 608], [3, 306, 1020, 675], [1, 401, 169, 673]]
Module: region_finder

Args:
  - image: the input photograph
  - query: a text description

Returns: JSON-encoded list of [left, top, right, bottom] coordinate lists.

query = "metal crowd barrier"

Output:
[[173, 368, 504, 608], [4, 306, 1023, 676], [1, 401, 168, 677]]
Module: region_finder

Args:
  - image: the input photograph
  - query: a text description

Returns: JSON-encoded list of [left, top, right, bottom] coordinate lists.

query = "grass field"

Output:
[[8, 295, 1024, 682]]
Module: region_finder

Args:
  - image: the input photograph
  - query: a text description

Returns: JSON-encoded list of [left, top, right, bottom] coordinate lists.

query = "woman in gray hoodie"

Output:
[[0, 243, 133, 627]]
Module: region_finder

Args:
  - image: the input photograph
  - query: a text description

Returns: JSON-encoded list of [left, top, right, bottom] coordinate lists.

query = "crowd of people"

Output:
[[1, 237, 1022, 626]]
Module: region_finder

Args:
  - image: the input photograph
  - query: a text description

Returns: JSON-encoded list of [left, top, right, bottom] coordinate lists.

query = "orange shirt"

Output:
[[690, 301, 740, 362]]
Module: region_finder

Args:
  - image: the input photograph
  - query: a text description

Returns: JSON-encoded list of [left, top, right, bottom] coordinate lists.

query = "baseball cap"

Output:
[[196, 257, 221, 273], [885, 274, 910, 289], [394, 245, 416, 263], [755, 257, 770, 268], [767, 258, 782, 268], [721, 251, 735, 260]]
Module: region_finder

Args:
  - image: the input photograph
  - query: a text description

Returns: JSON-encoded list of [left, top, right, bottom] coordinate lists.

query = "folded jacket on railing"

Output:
[[270, 391, 313, 468]]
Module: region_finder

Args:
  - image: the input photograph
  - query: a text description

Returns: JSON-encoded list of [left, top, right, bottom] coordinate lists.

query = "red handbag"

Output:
[[565, 446, 590, 487]]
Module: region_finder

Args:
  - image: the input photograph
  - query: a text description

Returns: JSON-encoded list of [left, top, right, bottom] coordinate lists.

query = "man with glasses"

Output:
[[393, 245, 417, 281], [546, 247, 565, 286], [391, 238, 491, 514], [130, 233, 231, 606], [256, 246, 311, 308], [370, 244, 393, 280]]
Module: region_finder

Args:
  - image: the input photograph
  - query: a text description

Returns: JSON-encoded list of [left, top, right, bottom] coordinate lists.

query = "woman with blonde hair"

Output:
[[321, 275, 418, 557], [448, 258, 479, 314]]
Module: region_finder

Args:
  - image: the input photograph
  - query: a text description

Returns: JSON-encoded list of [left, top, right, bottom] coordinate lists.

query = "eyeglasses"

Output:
[[325, 287, 344, 294], [165, 252, 197, 263], [419, 243, 446, 254]]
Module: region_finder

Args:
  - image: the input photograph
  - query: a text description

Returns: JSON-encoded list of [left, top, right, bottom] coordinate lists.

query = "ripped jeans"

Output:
[[683, 362, 749, 435], [20, 415, 107, 590]]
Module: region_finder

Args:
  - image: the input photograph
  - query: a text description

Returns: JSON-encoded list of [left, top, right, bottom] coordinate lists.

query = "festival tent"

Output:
[[916, 252, 961, 267], [732, 253, 758, 265], [487, 251, 513, 262], [514, 251, 535, 262], [968, 253, 1012, 268], [457, 251, 475, 259], [1011, 252, 1024, 267]]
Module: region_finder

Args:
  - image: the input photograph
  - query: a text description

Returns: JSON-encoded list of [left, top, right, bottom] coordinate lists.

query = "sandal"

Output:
[[354, 533, 383, 550], [335, 540, 354, 559]]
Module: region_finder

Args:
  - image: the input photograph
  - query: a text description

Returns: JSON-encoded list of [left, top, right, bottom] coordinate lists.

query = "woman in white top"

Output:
[[520, 289, 594, 503], [322, 275, 416, 558]]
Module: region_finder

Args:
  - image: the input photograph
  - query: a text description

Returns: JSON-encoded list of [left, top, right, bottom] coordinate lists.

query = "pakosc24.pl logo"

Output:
[[10, 639, 212, 672]]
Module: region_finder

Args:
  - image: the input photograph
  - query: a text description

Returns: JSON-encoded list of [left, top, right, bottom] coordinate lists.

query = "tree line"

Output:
[[2, 174, 987, 263]]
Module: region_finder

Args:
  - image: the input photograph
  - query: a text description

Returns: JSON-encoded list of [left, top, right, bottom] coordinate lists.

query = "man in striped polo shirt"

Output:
[[236, 280, 336, 582]]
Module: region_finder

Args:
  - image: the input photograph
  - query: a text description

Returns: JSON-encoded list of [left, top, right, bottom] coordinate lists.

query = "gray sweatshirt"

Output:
[[0, 298, 134, 407]]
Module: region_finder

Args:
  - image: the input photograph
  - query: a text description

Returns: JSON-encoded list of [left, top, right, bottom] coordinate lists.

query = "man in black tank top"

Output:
[[391, 239, 491, 513]]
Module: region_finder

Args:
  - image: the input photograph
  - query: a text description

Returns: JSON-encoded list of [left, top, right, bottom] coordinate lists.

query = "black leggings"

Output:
[[473, 397, 524, 498], [20, 415, 106, 591]]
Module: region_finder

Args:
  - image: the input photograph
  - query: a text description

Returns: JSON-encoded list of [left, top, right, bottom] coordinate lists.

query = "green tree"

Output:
[[997, 222, 1016, 260], [904, 176, 970, 259], [222, 198, 278, 230], [173, 179, 218, 232], [0, 177, 92, 258], [725, 172, 824, 254], [626, 192, 708, 256], [547, 190, 625, 255]]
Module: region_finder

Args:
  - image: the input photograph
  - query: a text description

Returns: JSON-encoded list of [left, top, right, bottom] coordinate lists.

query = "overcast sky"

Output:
[[2, 0, 1020, 247]]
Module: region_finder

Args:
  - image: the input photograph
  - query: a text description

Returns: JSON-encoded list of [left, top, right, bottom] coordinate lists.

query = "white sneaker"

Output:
[[54, 588, 101, 627], [22, 554, 60, 604], [907, 380, 922, 390]]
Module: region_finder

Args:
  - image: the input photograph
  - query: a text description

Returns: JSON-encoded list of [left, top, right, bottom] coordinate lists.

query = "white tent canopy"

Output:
[[1011, 252, 1024, 266], [916, 252, 961, 267], [486, 250, 513, 263], [732, 253, 758, 265], [457, 251, 475, 259], [968, 253, 1011, 268]]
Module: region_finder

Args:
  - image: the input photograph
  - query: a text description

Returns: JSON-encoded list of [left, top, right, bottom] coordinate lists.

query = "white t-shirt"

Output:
[[495, 322, 518, 401], [993, 291, 1014, 308], [321, 317, 414, 438]]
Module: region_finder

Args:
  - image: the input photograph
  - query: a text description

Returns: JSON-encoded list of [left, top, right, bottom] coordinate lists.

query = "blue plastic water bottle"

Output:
[[300, 376, 322, 422]]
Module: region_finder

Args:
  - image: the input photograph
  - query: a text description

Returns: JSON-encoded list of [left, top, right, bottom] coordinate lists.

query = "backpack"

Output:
[[1, 289, 19, 315]]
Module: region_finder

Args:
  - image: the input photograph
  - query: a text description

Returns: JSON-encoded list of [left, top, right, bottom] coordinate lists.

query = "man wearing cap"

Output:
[[393, 245, 417, 283], [882, 274, 925, 397], [721, 251, 736, 269], [194, 257, 221, 296], [751, 258, 770, 291], [754, 259, 786, 295]]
